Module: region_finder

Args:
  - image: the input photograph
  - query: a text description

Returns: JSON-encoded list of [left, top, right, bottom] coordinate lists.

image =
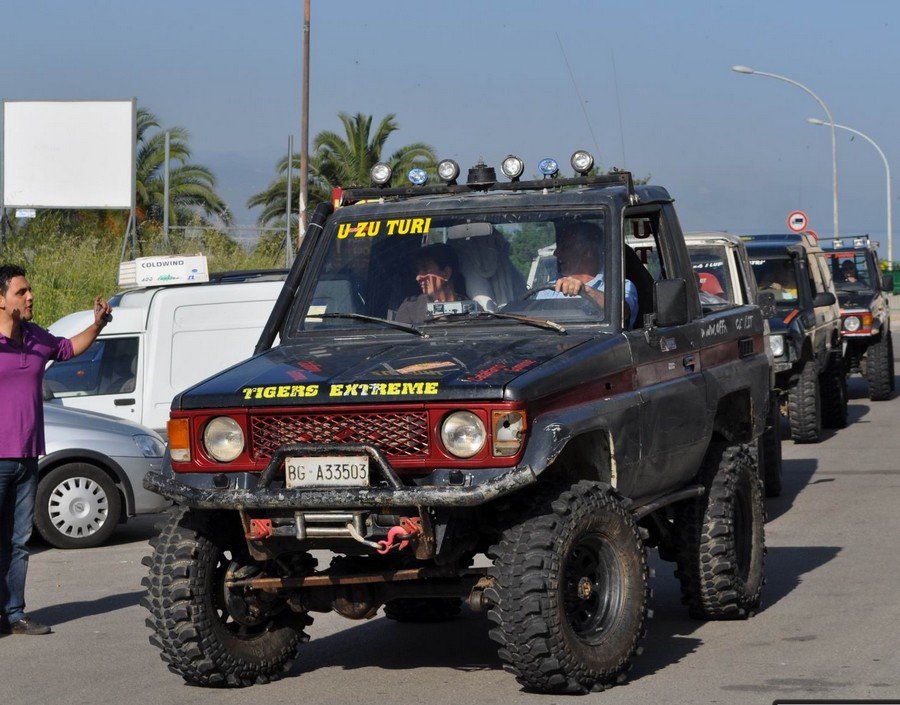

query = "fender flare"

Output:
[[38, 449, 135, 516]]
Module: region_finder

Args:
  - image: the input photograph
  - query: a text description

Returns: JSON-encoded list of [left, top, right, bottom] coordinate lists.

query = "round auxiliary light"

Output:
[[370, 162, 393, 186], [441, 411, 486, 459], [408, 167, 428, 186], [538, 157, 559, 178], [203, 416, 244, 463], [437, 159, 460, 184], [570, 150, 594, 175], [500, 154, 525, 180], [844, 316, 861, 332]]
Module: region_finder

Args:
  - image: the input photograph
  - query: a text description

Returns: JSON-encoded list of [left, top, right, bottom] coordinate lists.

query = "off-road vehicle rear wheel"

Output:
[[486, 481, 648, 694], [867, 331, 894, 401], [674, 443, 765, 619], [141, 508, 312, 686], [758, 394, 783, 498], [788, 360, 821, 443], [820, 350, 848, 428]]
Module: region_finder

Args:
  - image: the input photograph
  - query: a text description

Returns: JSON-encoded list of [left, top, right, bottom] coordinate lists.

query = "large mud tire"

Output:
[[674, 443, 766, 620], [759, 394, 783, 498], [384, 598, 463, 622], [820, 350, 848, 429], [867, 331, 894, 401], [788, 360, 821, 443], [486, 481, 649, 694], [141, 508, 312, 687]]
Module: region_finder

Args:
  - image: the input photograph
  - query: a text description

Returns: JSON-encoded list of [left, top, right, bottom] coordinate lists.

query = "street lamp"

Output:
[[808, 118, 892, 264], [732, 65, 839, 238]]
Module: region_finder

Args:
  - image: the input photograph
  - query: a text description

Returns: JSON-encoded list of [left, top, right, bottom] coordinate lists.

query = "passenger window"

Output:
[[624, 212, 674, 324], [45, 337, 139, 397]]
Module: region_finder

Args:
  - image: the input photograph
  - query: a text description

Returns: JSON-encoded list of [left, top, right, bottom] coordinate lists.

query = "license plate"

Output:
[[284, 455, 370, 488]]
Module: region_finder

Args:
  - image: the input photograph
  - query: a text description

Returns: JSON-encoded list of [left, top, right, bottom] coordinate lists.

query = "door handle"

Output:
[[683, 355, 696, 371], [114, 398, 135, 406]]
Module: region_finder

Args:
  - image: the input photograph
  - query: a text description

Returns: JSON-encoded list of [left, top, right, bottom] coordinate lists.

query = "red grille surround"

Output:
[[250, 410, 430, 461]]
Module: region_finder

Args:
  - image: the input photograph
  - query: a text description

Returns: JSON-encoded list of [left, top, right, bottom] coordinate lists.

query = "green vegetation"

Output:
[[249, 112, 437, 227]]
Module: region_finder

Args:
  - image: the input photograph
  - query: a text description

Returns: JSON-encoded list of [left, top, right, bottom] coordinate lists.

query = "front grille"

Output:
[[249, 411, 430, 461]]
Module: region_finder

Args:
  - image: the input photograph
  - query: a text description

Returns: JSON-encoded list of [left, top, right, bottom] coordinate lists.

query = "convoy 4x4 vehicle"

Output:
[[684, 232, 783, 497], [821, 237, 894, 400], [142, 154, 770, 694], [744, 234, 846, 443]]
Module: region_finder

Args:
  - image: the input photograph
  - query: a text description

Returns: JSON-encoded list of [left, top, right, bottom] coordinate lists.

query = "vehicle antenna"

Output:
[[555, 33, 602, 161], [610, 49, 627, 168]]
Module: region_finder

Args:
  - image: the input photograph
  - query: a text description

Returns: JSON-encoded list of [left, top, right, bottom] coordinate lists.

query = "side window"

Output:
[[624, 209, 683, 325], [807, 254, 824, 295], [45, 337, 139, 397], [815, 254, 833, 292]]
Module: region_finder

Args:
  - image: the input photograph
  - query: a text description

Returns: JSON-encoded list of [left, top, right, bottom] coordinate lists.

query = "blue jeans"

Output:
[[0, 458, 38, 623]]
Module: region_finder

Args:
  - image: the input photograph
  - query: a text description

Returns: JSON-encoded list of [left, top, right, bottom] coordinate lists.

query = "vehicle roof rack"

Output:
[[816, 235, 876, 249], [341, 170, 635, 204], [207, 269, 289, 284]]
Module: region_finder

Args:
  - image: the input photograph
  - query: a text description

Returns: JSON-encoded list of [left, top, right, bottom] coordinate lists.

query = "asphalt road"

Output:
[[2, 362, 899, 705]]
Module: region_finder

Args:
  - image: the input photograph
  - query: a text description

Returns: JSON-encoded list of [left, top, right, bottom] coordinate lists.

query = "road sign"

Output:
[[788, 210, 808, 232]]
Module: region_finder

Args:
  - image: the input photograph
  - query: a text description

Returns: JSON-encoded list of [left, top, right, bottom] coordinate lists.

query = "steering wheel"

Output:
[[509, 281, 605, 315]]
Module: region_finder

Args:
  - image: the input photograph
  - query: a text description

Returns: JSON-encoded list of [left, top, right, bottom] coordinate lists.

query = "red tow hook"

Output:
[[245, 518, 273, 540], [376, 517, 422, 555]]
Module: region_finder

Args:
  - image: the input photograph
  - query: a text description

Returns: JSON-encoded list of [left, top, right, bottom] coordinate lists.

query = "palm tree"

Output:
[[248, 112, 436, 227], [135, 107, 231, 226]]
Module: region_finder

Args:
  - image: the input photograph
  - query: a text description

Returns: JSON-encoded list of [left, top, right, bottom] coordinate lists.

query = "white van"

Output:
[[45, 270, 286, 433]]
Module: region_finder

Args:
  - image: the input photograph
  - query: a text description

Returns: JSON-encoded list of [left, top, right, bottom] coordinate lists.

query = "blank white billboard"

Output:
[[2, 100, 134, 209]]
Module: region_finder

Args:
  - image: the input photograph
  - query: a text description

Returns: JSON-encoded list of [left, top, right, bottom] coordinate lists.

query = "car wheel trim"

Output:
[[48, 476, 109, 537]]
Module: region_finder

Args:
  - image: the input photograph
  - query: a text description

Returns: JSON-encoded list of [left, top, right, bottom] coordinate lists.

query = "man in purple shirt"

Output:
[[0, 264, 111, 635]]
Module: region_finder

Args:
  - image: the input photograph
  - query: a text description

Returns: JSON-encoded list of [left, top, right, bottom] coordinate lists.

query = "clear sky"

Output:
[[1, 0, 898, 255]]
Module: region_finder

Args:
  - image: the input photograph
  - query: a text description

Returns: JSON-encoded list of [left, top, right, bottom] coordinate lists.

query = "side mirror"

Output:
[[813, 291, 837, 308], [653, 278, 689, 327], [757, 291, 776, 319], [882, 274, 894, 293]]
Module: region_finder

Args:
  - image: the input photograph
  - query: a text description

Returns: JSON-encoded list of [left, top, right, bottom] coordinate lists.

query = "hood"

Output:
[[44, 403, 161, 437], [835, 289, 877, 311], [177, 332, 598, 409]]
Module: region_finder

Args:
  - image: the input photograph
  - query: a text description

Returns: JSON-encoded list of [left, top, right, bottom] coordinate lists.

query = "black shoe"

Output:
[[7, 617, 52, 635], [0, 616, 8, 634]]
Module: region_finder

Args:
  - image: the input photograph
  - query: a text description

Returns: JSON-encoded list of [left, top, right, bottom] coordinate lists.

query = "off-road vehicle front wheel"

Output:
[[867, 331, 894, 401], [674, 442, 765, 620], [820, 350, 848, 429], [788, 360, 822, 443], [486, 480, 649, 694], [142, 508, 313, 686]]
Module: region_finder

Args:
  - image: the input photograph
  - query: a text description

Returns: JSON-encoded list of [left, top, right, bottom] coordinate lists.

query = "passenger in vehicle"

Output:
[[394, 244, 469, 324], [757, 260, 798, 301], [536, 223, 639, 328]]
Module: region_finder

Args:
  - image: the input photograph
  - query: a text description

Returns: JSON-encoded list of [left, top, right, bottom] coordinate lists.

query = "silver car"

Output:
[[37, 404, 170, 549]]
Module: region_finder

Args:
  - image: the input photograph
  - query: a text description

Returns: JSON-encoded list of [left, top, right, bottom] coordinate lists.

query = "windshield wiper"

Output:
[[431, 310, 567, 335], [317, 312, 427, 337]]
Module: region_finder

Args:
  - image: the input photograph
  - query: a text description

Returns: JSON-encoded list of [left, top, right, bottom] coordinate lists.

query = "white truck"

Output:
[[45, 269, 286, 433]]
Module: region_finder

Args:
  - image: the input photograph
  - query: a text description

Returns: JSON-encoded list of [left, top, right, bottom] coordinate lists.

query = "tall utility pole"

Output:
[[299, 0, 311, 245]]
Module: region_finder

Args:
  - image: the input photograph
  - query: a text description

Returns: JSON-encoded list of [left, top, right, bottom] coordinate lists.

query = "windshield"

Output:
[[750, 256, 799, 304], [688, 245, 734, 306], [823, 250, 873, 290], [289, 208, 613, 335]]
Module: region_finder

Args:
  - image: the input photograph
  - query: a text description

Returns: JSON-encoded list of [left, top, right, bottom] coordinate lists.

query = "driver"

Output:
[[536, 223, 638, 328], [394, 244, 468, 324], [840, 260, 859, 283]]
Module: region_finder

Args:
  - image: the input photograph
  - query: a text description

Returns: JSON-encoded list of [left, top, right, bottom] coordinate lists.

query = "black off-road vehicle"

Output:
[[142, 155, 770, 694], [684, 232, 783, 497], [745, 234, 846, 443], [821, 237, 894, 400]]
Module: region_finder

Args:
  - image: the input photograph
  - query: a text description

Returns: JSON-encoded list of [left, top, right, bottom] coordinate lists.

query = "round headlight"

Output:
[[501, 154, 525, 180], [408, 167, 428, 186], [441, 411, 486, 459], [203, 417, 245, 463], [371, 162, 392, 185], [768, 334, 785, 358], [437, 159, 460, 183], [844, 315, 861, 332], [538, 157, 559, 177], [570, 150, 594, 175]]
